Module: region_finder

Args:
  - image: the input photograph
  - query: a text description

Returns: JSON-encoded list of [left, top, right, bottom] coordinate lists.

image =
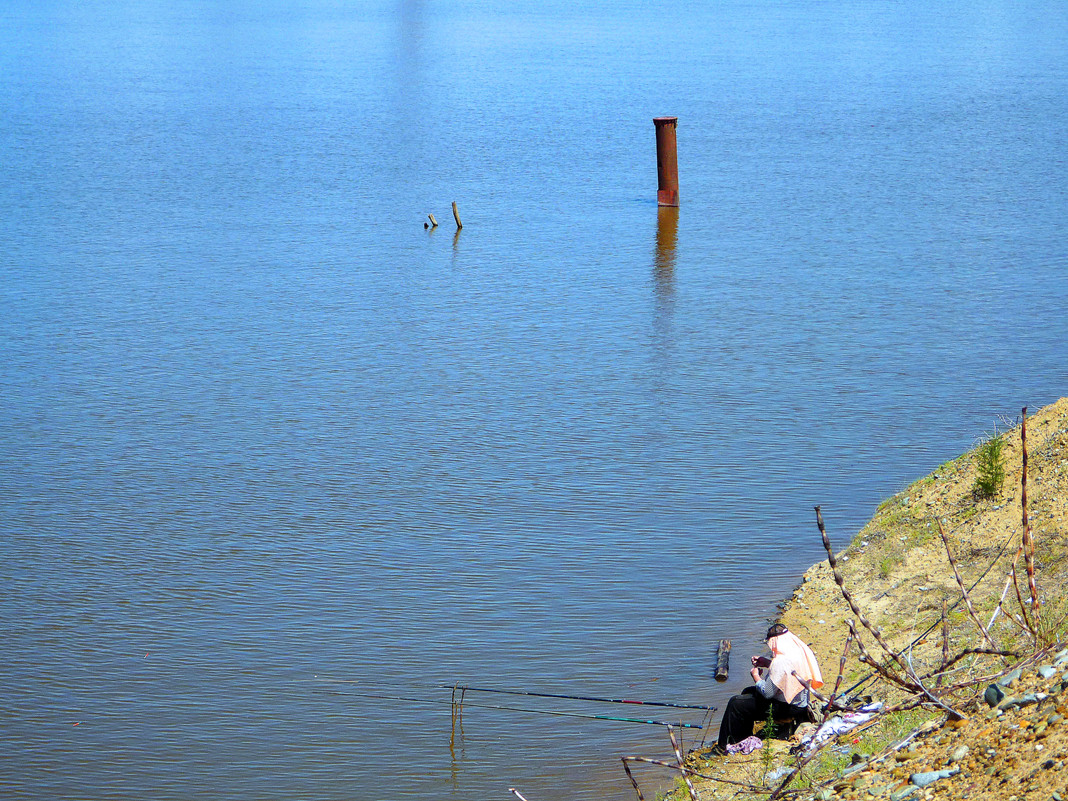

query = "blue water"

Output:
[[2, 1, 1067, 799]]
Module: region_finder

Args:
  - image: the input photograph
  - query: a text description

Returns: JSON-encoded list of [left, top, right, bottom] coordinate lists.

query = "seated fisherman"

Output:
[[716, 623, 823, 750]]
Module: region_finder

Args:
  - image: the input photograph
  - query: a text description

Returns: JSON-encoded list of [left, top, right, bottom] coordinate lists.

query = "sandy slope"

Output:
[[677, 397, 1068, 801]]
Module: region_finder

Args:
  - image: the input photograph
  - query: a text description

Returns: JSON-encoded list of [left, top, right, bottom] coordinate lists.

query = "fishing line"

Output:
[[317, 686, 704, 728], [440, 684, 715, 711]]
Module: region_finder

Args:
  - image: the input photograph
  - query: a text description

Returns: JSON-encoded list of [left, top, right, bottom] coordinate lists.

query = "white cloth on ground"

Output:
[[801, 702, 883, 750]]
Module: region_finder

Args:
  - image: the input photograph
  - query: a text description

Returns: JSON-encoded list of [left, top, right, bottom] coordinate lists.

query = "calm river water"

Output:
[[2, 1, 1066, 799]]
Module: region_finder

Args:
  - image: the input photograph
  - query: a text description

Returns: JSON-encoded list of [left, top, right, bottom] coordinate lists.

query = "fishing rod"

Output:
[[311, 677, 714, 712], [322, 687, 704, 729], [442, 684, 716, 712]]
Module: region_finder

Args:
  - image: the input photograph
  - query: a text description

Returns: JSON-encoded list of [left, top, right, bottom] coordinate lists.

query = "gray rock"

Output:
[[1038, 665, 1057, 680], [998, 668, 1023, 688], [841, 758, 869, 777], [985, 684, 1006, 707], [890, 788, 919, 801], [910, 767, 959, 787], [949, 745, 969, 763], [1001, 692, 1047, 709]]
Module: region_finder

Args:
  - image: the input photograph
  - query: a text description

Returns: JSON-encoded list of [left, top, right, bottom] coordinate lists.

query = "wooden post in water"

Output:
[[452, 201, 463, 230], [714, 639, 731, 682], [653, 117, 679, 207]]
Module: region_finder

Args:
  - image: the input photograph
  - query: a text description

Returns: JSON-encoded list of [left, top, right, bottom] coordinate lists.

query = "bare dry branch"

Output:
[[937, 600, 949, 687], [937, 518, 998, 649], [816, 507, 912, 674], [1020, 406, 1040, 619], [620, 758, 646, 801], [921, 647, 1019, 678], [936, 661, 1041, 695], [905, 642, 964, 719], [667, 727, 697, 801], [1012, 560, 1036, 635], [620, 757, 777, 792], [847, 621, 921, 692], [877, 696, 928, 715], [826, 629, 854, 714]]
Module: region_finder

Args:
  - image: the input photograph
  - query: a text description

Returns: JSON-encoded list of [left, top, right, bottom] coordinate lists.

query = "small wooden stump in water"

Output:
[[427, 213, 439, 228], [714, 639, 731, 682], [452, 201, 462, 230]]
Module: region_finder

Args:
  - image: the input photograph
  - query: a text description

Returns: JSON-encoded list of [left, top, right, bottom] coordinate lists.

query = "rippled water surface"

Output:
[[2, 1, 1067, 799]]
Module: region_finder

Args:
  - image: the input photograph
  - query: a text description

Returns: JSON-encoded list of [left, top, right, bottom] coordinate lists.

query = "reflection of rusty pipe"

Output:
[[653, 117, 679, 207], [655, 205, 678, 273]]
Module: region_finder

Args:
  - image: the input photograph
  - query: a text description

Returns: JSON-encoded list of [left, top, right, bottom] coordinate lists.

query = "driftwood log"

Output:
[[715, 639, 731, 682]]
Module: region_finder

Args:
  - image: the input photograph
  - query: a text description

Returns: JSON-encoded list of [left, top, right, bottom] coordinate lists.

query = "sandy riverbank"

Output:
[[671, 397, 1068, 800]]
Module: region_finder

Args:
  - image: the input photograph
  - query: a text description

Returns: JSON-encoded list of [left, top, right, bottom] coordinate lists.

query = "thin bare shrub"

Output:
[[621, 408, 1054, 801]]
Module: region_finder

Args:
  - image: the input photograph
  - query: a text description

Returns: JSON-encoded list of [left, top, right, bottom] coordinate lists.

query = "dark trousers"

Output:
[[717, 687, 798, 748]]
